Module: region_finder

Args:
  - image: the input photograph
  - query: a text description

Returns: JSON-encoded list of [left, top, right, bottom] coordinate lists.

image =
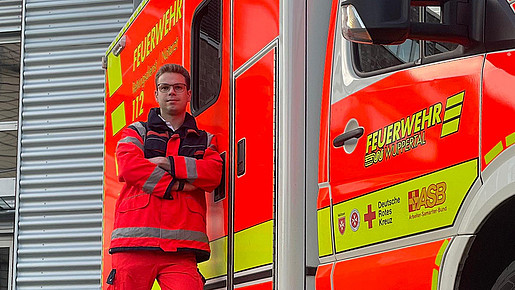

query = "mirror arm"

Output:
[[410, 0, 448, 6], [410, 22, 471, 46]]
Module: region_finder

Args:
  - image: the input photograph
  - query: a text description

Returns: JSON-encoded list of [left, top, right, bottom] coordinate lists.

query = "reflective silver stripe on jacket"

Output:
[[118, 136, 144, 151], [131, 122, 147, 139], [207, 132, 214, 146], [111, 227, 209, 244], [142, 166, 166, 193], [184, 157, 198, 182], [207, 132, 216, 150]]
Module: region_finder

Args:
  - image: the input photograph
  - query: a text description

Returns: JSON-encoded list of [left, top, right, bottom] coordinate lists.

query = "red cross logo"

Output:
[[364, 204, 376, 229]]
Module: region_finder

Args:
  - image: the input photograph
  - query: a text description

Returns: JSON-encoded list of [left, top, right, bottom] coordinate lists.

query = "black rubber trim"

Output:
[[233, 269, 272, 285], [204, 279, 227, 290]]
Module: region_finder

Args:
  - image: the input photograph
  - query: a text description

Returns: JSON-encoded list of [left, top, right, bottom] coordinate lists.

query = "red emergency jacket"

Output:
[[110, 108, 223, 262]]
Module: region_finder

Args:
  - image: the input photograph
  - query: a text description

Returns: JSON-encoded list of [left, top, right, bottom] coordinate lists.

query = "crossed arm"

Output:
[[147, 157, 197, 191], [116, 125, 223, 198]]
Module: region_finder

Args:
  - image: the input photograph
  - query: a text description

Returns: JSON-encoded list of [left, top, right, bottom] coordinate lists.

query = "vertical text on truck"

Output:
[[102, 0, 515, 289]]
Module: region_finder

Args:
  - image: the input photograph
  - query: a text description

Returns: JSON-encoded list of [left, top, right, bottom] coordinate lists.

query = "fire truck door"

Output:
[[326, 8, 482, 286], [233, 49, 277, 289]]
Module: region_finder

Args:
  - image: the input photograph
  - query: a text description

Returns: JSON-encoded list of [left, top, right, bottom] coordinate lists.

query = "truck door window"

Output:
[[191, 0, 222, 116], [354, 7, 420, 73], [355, 39, 420, 73]]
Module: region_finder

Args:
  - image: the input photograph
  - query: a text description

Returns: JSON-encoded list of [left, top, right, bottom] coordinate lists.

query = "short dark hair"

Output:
[[155, 64, 190, 90]]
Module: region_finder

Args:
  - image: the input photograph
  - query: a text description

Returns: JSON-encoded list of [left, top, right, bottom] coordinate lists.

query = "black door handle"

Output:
[[333, 127, 364, 148], [214, 152, 226, 202], [237, 139, 246, 176]]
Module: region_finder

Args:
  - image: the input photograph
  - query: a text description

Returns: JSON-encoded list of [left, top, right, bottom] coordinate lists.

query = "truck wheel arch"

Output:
[[452, 147, 515, 289]]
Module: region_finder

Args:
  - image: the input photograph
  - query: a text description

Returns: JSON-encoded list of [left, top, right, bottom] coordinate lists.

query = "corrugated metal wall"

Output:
[[16, 1, 133, 289], [0, 0, 21, 35]]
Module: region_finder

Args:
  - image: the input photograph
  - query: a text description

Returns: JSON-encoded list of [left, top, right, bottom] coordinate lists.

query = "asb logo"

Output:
[[350, 209, 360, 232], [408, 182, 447, 212], [338, 216, 345, 235]]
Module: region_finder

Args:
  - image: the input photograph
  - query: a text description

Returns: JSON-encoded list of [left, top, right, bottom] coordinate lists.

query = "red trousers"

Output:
[[108, 251, 204, 290]]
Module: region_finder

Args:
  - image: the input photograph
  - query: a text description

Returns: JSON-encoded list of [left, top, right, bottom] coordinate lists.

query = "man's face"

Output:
[[155, 72, 191, 116]]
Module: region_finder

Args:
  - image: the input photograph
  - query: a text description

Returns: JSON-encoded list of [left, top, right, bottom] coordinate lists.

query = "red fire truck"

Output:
[[102, 0, 515, 289]]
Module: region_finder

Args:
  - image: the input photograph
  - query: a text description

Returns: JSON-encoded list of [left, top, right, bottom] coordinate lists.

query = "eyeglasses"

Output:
[[157, 83, 188, 94]]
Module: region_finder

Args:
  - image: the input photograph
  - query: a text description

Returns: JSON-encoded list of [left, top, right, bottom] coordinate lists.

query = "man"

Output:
[[107, 64, 223, 289]]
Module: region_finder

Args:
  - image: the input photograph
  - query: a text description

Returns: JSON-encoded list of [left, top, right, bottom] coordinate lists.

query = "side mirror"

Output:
[[341, 0, 411, 45], [341, 0, 477, 46]]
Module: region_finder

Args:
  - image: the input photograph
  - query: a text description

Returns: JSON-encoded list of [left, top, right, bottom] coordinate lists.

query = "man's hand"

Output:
[[182, 182, 198, 191], [148, 157, 171, 171], [172, 180, 198, 191], [171, 180, 198, 192]]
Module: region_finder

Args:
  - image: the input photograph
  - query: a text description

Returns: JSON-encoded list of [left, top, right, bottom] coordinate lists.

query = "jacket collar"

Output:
[[147, 108, 199, 134]]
